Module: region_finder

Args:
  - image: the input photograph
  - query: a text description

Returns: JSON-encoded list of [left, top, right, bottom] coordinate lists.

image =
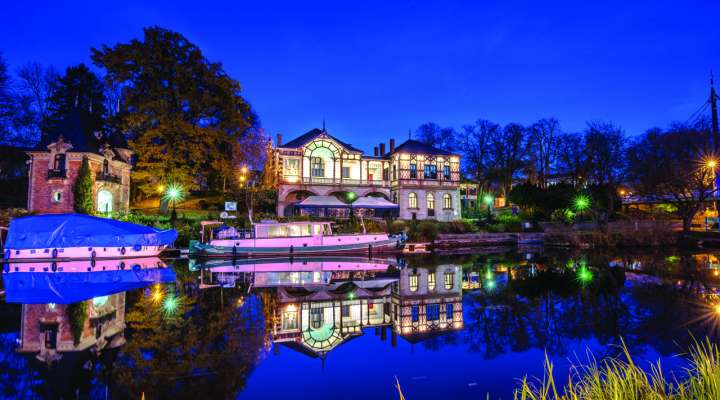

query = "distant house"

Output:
[[271, 128, 461, 221], [26, 111, 132, 214]]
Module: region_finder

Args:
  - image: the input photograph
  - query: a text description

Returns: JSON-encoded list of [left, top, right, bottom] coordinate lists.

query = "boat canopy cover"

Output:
[[5, 214, 177, 250], [295, 196, 350, 209], [2, 267, 177, 303], [351, 196, 399, 209]]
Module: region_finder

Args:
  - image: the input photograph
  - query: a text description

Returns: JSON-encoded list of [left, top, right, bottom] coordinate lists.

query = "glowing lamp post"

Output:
[[163, 183, 185, 221], [573, 195, 590, 214], [483, 194, 494, 219]]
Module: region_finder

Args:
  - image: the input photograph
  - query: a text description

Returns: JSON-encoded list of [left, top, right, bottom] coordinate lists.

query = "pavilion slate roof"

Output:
[[281, 128, 363, 153], [392, 139, 453, 156]]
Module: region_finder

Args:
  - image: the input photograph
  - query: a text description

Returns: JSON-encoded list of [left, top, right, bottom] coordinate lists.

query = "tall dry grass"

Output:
[[514, 338, 720, 400]]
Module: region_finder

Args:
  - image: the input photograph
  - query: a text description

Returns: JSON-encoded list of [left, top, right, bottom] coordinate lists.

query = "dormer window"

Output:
[[53, 154, 66, 171]]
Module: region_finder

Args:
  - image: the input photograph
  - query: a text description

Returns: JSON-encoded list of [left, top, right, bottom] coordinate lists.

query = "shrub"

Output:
[[417, 220, 439, 242], [66, 301, 88, 345], [389, 220, 407, 234], [551, 208, 576, 225], [73, 156, 94, 214]]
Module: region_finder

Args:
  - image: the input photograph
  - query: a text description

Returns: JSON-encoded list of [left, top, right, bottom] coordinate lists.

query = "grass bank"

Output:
[[515, 338, 720, 399]]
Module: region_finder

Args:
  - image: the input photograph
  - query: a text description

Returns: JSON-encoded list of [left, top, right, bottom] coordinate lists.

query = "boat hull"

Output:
[[190, 235, 402, 257], [4, 245, 169, 261]]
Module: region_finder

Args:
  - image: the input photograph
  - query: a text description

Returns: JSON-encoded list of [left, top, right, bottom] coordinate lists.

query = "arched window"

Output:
[[310, 157, 324, 177], [443, 193, 452, 209], [97, 189, 113, 213], [408, 192, 418, 209], [427, 193, 435, 216]]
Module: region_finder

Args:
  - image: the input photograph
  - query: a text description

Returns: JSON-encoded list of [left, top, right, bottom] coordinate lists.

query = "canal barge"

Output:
[[190, 221, 404, 257], [2, 214, 177, 261]]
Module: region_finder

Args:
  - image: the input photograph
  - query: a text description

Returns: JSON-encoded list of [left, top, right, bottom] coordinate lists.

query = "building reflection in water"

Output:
[[4, 258, 175, 365], [197, 257, 465, 357]]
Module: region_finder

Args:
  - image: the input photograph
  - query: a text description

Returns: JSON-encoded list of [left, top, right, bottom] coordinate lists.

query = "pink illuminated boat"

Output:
[[190, 221, 404, 257]]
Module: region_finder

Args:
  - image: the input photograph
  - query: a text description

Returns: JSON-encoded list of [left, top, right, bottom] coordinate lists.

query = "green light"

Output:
[[347, 192, 357, 202], [485, 269, 493, 280], [485, 279, 496, 290], [577, 266, 593, 285], [348, 292, 355, 300], [483, 195, 493, 205], [163, 183, 186, 203], [163, 295, 179, 316], [573, 195, 590, 211]]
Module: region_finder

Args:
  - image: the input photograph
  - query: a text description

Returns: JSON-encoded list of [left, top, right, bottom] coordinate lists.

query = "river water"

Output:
[[1, 247, 719, 399]]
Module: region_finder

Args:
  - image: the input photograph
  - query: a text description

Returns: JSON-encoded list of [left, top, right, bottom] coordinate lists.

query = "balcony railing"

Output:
[[96, 172, 122, 184], [47, 169, 66, 179], [282, 176, 390, 187]]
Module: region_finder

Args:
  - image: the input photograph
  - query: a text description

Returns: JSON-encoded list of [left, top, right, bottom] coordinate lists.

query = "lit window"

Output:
[[342, 166, 350, 178], [310, 157, 324, 177], [444, 272, 454, 290], [51, 191, 62, 203], [443, 193, 452, 209], [427, 193, 435, 217], [284, 159, 299, 176], [409, 163, 417, 179], [408, 192, 418, 209], [310, 307, 323, 329], [409, 274, 419, 292], [282, 307, 298, 330], [428, 272, 436, 291]]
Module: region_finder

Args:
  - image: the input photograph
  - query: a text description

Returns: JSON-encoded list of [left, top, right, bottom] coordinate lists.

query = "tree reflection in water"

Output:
[[460, 249, 720, 362], [109, 281, 270, 399]]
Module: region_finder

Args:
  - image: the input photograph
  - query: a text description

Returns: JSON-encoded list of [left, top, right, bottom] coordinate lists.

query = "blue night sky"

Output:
[[2, 1, 719, 152]]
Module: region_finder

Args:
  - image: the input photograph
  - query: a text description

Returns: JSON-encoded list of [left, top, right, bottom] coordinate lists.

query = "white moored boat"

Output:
[[2, 214, 177, 261], [190, 221, 404, 257]]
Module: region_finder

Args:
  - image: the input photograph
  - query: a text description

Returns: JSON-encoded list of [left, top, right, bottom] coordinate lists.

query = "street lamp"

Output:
[[573, 195, 590, 213], [483, 194, 493, 219], [163, 183, 185, 221]]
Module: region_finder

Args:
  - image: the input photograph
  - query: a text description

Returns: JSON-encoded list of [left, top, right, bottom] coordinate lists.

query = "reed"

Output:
[[514, 338, 720, 400]]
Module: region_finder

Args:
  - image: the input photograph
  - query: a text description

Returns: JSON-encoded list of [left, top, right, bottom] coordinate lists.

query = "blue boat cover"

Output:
[[2, 267, 177, 303], [5, 214, 177, 250]]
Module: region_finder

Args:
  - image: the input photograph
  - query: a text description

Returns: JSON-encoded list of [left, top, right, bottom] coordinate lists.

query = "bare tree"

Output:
[[16, 62, 57, 139], [627, 123, 713, 232], [459, 119, 499, 204], [528, 118, 561, 187], [489, 123, 527, 198]]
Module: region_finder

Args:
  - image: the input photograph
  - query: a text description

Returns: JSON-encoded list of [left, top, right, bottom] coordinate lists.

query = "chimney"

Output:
[[374, 146, 378, 156], [276, 133, 283, 147], [379, 143, 386, 156], [389, 138, 395, 154]]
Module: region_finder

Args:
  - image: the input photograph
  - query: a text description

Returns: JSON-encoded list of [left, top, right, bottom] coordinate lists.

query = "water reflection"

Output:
[[1, 258, 175, 398], [2, 249, 720, 399]]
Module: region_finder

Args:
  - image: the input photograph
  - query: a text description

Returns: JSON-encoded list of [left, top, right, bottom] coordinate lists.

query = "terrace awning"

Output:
[[351, 196, 399, 209], [295, 196, 350, 209]]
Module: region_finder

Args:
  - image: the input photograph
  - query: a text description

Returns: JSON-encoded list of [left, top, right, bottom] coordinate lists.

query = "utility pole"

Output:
[[711, 72, 719, 153]]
